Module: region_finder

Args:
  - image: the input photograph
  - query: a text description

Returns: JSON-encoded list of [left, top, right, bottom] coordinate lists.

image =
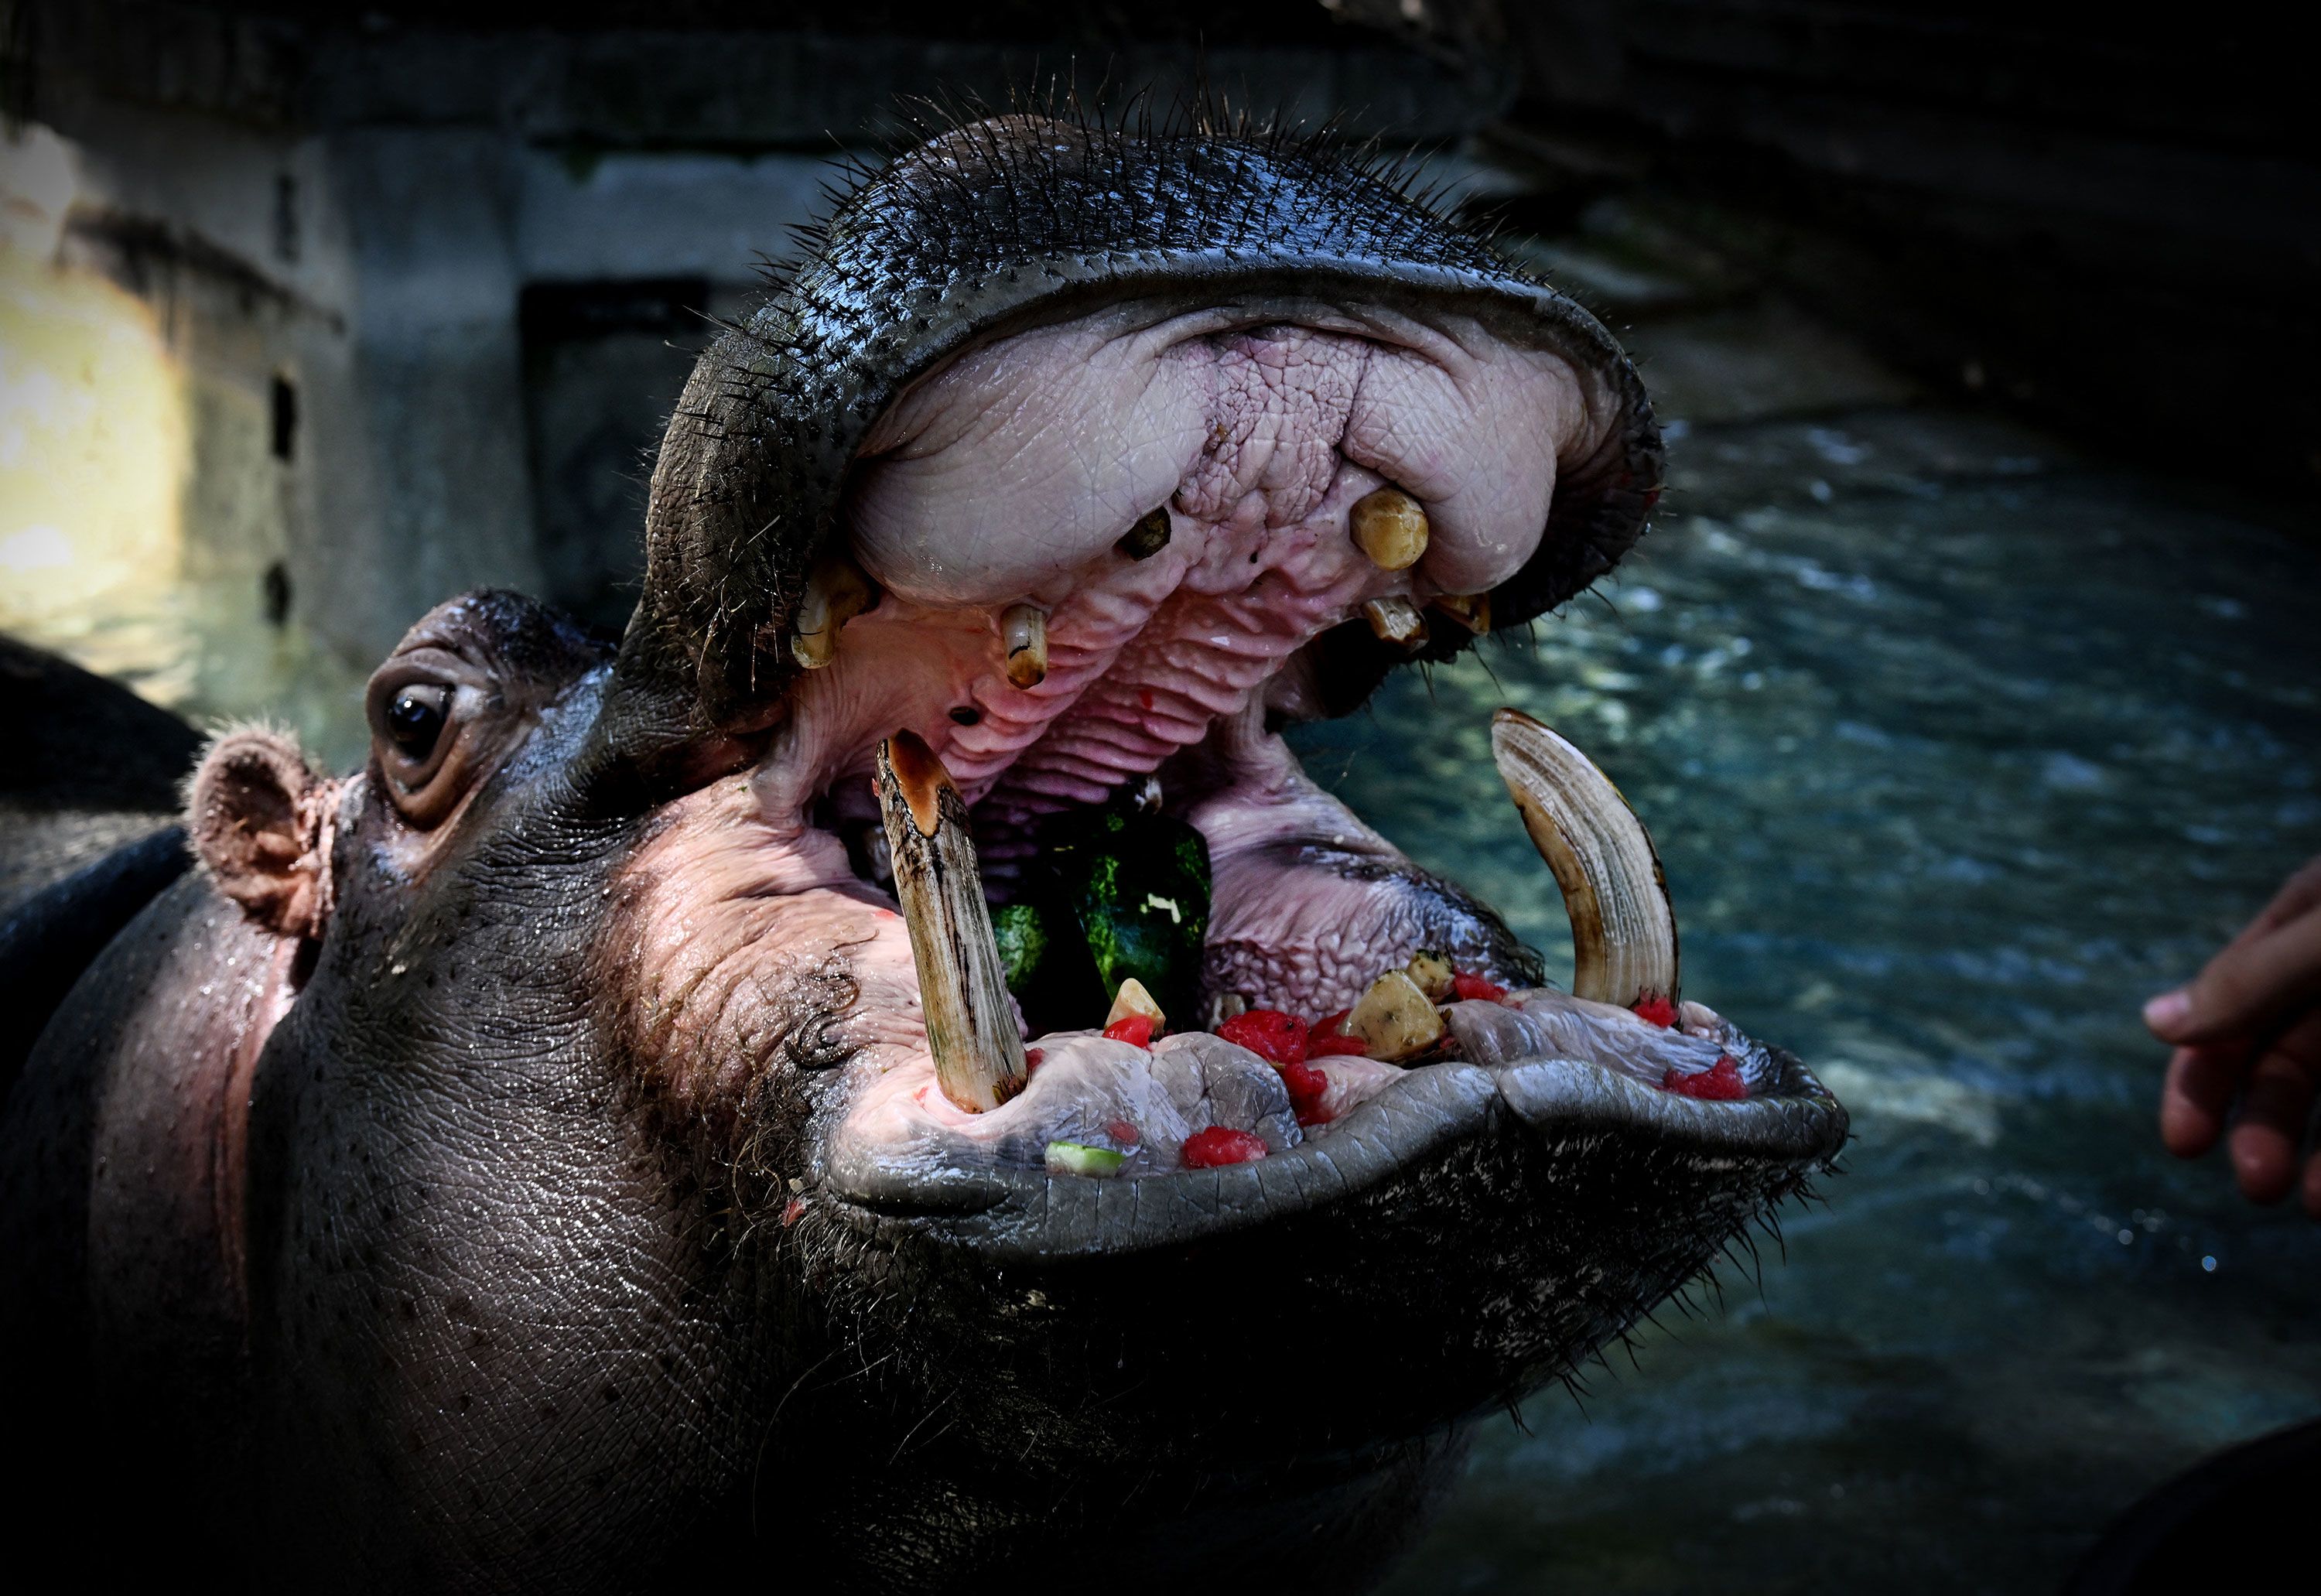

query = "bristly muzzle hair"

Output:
[[624, 86, 1663, 730]]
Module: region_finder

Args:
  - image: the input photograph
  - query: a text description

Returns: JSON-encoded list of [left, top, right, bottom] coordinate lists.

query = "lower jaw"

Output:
[[823, 992, 1844, 1232], [794, 1038, 1843, 1485], [804, 702, 1847, 1221]]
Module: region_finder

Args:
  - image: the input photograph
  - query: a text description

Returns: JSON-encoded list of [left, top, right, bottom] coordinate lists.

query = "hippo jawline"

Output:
[[676, 334, 1850, 1267], [595, 115, 1845, 1393]]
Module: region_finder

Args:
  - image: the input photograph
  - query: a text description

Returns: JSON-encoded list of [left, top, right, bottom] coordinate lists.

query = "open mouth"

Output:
[[615, 295, 1848, 1245]]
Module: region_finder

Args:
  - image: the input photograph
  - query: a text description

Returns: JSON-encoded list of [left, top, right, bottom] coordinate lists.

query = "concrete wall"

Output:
[[0, 2, 1509, 758]]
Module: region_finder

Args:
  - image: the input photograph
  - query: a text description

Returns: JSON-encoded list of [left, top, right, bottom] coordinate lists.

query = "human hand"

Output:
[[2146, 856, 2321, 1216]]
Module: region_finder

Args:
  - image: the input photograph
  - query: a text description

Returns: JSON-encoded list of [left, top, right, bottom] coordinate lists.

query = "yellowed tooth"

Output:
[[1362, 596, 1427, 648], [1104, 977, 1165, 1034], [1117, 505, 1173, 561], [1347, 969, 1446, 1062], [1490, 708, 1680, 1010], [1350, 487, 1430, 572], [1404, 948, 1455, 1003], [1001, 603, 1048, 689], [791, 553, 879, 670], [1429, 591, 1491, 636]]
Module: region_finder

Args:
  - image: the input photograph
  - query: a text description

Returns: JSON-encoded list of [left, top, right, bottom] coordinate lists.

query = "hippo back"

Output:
[[0, 636, 200, 1097]]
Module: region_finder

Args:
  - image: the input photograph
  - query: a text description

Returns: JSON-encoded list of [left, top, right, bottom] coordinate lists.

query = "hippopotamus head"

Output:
[[107, 116, 1847, 1587]]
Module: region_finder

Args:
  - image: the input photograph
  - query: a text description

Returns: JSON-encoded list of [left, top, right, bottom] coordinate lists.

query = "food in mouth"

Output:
[[827, 679, 1755, 1179]]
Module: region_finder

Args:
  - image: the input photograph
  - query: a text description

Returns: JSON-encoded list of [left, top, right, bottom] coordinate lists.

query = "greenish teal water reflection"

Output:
[[1290, 416, 2321, 1592]]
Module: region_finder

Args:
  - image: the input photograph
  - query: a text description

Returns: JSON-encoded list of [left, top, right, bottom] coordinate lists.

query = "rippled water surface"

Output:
[[1288, 409, 2321, 1593]]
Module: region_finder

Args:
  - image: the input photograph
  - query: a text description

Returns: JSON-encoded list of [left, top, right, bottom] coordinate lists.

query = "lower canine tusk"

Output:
[[877, 731, 1030, 1112], [1001, 603, 1048, 689], [1489, 709, 1679, 1010]]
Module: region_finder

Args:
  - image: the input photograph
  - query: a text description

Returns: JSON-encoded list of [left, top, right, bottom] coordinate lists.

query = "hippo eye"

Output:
[[384, 686, 449, 760]]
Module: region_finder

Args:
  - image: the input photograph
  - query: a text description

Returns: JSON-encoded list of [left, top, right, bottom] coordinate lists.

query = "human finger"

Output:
[[2226, 1024, 2321, 1206], [2159, 1044, 2246, 1158], [2144, 899, 2321, 1046]]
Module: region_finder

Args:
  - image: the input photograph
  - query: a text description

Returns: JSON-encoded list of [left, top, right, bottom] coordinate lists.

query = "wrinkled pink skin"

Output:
[[620, 304, 1593, 1178]]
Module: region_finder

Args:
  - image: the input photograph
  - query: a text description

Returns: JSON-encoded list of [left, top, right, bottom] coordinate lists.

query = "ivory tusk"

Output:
[[876, 731, 1029, 1112], [1489, 708, 1680, 1010]]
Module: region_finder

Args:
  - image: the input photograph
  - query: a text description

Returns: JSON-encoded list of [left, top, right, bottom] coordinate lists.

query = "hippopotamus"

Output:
[[0, 113, 1846, 1591]]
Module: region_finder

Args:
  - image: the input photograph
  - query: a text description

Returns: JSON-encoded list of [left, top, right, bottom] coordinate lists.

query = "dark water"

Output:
[[1290, 408, 2321, 1593]]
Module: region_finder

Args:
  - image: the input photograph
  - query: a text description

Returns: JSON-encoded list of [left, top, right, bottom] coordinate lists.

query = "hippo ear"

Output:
[[186, 726, 338, 941]]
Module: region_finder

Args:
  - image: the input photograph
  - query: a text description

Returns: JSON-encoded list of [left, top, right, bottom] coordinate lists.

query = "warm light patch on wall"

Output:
[[0, 124, 193, 699]]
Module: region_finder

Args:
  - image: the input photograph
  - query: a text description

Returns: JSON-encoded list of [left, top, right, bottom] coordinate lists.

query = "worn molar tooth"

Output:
[[1429, 592, 1491, 636], [1490, 709, 1680, 1010], [1362, 596, 1427, 649], [1001, 603, 1048, 689], [1348, 969, 1446, 1062], [791, 553, 879, 670], [1350, 486, 1430, 571], [876, 731, 1029, 1113], [1117, 505, 1172, 561]]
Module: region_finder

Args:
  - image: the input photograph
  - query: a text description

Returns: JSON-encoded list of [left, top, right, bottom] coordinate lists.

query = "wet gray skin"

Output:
[[0, 114, 1844, 1591]]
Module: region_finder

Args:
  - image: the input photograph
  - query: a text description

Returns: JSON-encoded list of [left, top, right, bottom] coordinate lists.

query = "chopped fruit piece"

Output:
[[1280, 1061, 1331, 1126], [1106, 1119, 1141, 1146], [1103, 1013, 1157, 1048], [1046, 805, 1212, 1029], [1347, 969, 1446, 1063], [1451, 971, 1508, 1003], [1045, 1140, 1127, 1176], [1405, 949, 1455, 1002], [1105, 976, 1165, 1034], [1306, 1010, 1370, 1057], [1660, 1056, 1747, 1100], [1180, 1126, 1268, 1168], [1632, 995, 1679, 1029], [1216, 1008, 1309, 1065]]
